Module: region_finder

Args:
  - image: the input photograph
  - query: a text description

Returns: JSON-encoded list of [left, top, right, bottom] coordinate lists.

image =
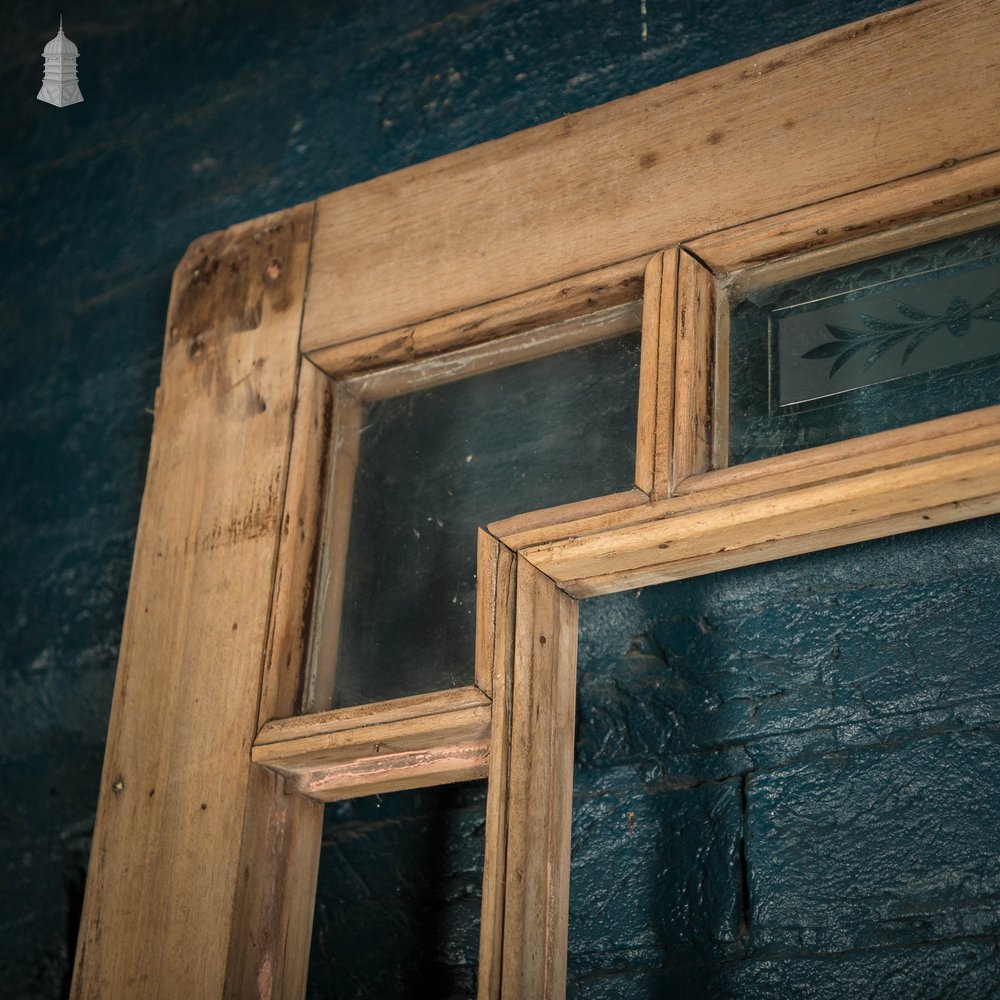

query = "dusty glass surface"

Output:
[[330, 331, 641, 708], [310, 783, 486, 995], [728, 223, 1000, 464]]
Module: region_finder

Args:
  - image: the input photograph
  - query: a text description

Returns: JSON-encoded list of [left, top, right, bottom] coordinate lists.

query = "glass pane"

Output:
[[309, 782, 485, 996], [569, 514, 1000, 994], [331, 331, 641, 708], [729, 223, 1000, 465]]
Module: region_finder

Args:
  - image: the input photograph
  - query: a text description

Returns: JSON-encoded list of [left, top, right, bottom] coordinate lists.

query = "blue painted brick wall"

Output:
[[569, 517, 1000, 996]]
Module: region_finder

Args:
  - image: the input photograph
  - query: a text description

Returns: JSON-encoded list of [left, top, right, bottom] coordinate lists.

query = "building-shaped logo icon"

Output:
[[38, 17, 83, 108]]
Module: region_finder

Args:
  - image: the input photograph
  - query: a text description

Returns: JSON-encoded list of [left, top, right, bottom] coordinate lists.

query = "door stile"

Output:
[[493, 556, 579, 999], [71, 203, 318, 1000], [478, 536, 518, 999]]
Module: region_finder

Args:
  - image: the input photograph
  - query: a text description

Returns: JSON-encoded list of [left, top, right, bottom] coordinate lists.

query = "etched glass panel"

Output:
[[729, 224, 1000, 464], [328, 331, 641, 709]]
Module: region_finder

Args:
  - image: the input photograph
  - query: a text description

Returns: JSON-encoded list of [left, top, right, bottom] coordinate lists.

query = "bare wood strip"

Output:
[[303, 385, 363, 713], [307, 258, 646, 379], [476, 529, 501, 697], [678, 403, 1000, 498], [254, 703, 490, 769], [226, 770, 323, 1000], [688, 153, 1000, 274], [729, 196, 1000, 298], [231, 355, 332, 1000], [288, 744, 490, 803], [712, 280, 731, 471], [255, 703, 491, 802], [635, 250, 663, 493], [499, 558, 578, 999], [489, 488, 649, 549], [302, 2, 1000, 350], [670, 251, 716, 493], [256, 685, 491, 746], [334, 301, 641, 402], [525, 444, 1000, 596], [564, 493, 1000, 598], [71, 203, 317, 1000], [478, 542, 517, 1000], [635, 248, 682, 497], [496, 404, 1000, 552], [255, 359, 334, 729]]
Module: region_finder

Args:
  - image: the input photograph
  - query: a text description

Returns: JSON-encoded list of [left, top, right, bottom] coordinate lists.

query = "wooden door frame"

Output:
[[71, 3, 1000, 997]]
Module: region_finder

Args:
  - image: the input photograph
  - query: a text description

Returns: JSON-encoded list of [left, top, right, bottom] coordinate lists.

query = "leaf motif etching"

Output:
[[802, 285, 1000, 378]]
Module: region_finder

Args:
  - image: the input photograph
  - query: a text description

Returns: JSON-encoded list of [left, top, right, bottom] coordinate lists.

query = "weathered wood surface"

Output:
[[496, 558, 578, 999], [688, 152, 1000, 274], [71, 5, 1000, 999], [670, 251, 716, 495], [307, 258, 645, 379], [477, 539, 517, 1000], [302, 1, 1000, 352], [488, 489, 649, 550], [228, 351, 330, 999], [519, 407, 1000, 597], [304, 383, 363, 713], [475, 529, 502, 697], [71, 203, 318, 1000], [635, 249, 674, 496], [256, 359, 334, 727], [333, 301, 641, 402], [256, 685, 490, 746], [254, 693, 491, 802]]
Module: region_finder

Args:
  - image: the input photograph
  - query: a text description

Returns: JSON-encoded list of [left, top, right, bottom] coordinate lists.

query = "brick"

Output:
[[746, 729, 1000, 952], [569, 937, 1000, 1000], [568, 768, 744, 973], [577, 518, 1000, 775]]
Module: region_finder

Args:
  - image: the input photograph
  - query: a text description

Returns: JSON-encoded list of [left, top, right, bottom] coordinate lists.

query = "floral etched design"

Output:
[[802, 286, 1000, 377]]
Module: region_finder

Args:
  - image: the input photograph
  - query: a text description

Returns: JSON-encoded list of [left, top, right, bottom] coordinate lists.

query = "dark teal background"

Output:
[[6, 2, 997, 997]]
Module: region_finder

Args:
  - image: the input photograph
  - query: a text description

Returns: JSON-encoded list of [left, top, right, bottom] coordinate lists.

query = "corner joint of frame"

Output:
[[678, 242, 720, 276], [517, 550, 577, 600]]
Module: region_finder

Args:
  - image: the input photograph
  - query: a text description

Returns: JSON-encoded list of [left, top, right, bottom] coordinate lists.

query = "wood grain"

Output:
[[670, 251, 716, 494], [726, 195, 1000, 304], [712, 281, 731, 472], [498, 558, 578, 999], [74, 6, 1000, 997], [635, 248, 679, 496], [304, 385, 363, 712], [522, 427, 1000, 597], [228, 355, 331, 1000], [71, 202, 316, 1000], [255, 358, 334, 728], [498, 403, 1000, 554], [475, 529, 500, 697], [678, 404, 1000, 500], [687, 152, 1000, 274], [335, 301, 640, 402], [478, 540, 517, 1000], [488, 488, 649, 550], [256, 685, 491, 745], [302, 1, 1000, 351], [253, 697, 491, 802], [307, 257, 646, 379]]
